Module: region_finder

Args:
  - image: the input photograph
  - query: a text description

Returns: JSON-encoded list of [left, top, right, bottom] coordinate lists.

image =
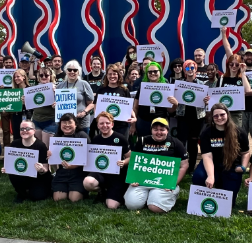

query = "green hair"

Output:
[[142, 62, 166, 83]]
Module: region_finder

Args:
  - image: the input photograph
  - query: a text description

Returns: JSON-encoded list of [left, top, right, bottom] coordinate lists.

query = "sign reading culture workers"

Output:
[[4, 147, 38, 178], [95, 95, 134, 122], [24, 83, 54, 110], [248, 182, 252, 211], [126, 152, 181, 190], [0, 69, 17, 87], [139, 83, 175, 108], [55, 89, 77, 122], [211, 10, 237, 28], [174, 80, 208, 108], [0, 89, 23, 112], [136, 44, 164, 63], [207, 87, 245, 111], [48, 137, 88, 166], [84, 145, 122, 174], [187, 185, 233, 218]]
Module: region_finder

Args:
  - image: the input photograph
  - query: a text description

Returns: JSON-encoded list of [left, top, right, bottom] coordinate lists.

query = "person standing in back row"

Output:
[[52, 55, 66, 86], [194, 48, 208, 82]]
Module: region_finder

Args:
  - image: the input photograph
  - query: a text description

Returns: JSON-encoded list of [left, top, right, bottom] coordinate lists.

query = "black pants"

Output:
[[9, 172, 52, 201], [177, 116, 205, 173], [11, 113, 22, 140]]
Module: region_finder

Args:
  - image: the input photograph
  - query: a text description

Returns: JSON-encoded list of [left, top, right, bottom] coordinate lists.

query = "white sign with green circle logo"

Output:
[[95, 95, 133, 122], [4, 147, 39, 177], [139, 83, 175, 108], [175, 81, 208, 108], [24, 83, 55, 110], [136, 44, 163, 63], [187, 185, 233, 218], [84, 144, 122, 174], [0, 69, 17, 87], [211, 10, 237, 28], [48, 137, 88, 166], [207, 87, 245, 111]]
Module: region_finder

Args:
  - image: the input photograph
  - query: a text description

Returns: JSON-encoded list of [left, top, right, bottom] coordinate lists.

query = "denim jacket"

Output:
[[176, 79, 206, 119]]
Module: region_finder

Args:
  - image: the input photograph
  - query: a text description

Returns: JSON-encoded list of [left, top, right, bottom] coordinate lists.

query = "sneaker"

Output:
[[93, 189, 106, 204], [13, 194, 26, 204]]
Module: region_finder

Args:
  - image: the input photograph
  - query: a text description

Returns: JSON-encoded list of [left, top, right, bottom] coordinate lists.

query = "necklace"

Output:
[[67, 80, 78, 89]]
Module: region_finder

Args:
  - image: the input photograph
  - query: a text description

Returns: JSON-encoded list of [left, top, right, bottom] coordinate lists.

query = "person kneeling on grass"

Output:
[[48, 113, 91, 202], [124, 118, 189, 213], [1, 120, 52, 203], [192, 103, 250, 207], [83, 111, 131, 209]]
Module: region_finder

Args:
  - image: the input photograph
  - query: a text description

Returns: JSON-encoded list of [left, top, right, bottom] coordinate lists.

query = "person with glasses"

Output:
[[11, 69, 32, 140], [176, 60, 209, 174], [168, 58, 185, 84], [1, 120, 52, 203], [56, 60, 94, 135], [94, 64, 136, 139], [216, 54, 250, 127], [130, 62, 178, 137], [192, 103, 250, 206]]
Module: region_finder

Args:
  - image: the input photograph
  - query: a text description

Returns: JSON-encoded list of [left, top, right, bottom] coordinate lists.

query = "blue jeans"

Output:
[[83, 127, 90, 135], [192, 160, 242, 206], [33, 119, 58, 134]]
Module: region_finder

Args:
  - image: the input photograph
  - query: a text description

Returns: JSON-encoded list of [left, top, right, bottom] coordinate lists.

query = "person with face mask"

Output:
[[125, 46, 137, 78]]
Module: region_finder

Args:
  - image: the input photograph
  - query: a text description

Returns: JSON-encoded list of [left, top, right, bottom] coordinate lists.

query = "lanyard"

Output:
[[67, 80, 78, 89]]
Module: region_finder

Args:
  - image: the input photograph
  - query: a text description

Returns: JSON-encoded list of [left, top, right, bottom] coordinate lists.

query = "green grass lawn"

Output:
[[0, 169, 251, 243]]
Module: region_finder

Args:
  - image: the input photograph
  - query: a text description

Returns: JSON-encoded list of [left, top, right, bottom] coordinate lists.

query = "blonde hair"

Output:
[[194, 48, 205, 55], [12, 69, 30, 88]]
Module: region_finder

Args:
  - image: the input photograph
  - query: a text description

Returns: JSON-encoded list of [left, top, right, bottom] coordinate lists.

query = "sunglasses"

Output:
[[20, 127, 34, 132], [147, 70, 160, 75], [229, 63, 239, 67], [185, 66, 195, 71], [213, 113, 226, 119], [67, 68, 78, 73], [174, 64, 182, 68], [39, 74, 50, 78]]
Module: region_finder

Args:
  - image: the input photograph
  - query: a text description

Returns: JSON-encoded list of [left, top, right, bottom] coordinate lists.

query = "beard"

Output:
[[245, 60, 252, 67], [0, 63, 3, 68]]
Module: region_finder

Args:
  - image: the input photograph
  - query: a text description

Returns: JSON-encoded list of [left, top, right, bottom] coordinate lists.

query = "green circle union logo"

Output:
[[145, 51, 155, 59], [182, 90, 196, 103], [106, 104, 121, 117], [3, 75, 12, 85], [95, 155, 109, 170], [219, 95, 233, 108], [220, 16, 229, 26], [201, 198, 218, 215], [14, 158, 28, 173], [60, 147, 75, 162], [150, 91, 163, 104], [34, 93, 45, 105]]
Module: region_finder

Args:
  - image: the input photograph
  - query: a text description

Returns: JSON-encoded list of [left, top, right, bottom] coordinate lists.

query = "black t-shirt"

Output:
[[196, 65, 208, 82], [55, 71, 66, 86], [92, 131, 130, 179], [122, 81, 133, 92], [134, 135, 188, 161], [94, 86, 131, 128], [10, 138, 48, 164], [83, 72, 105, 94], [200, 126, 249, 170], [217, 76, 243, 88], [135, 88, 168, 122], [245, 70, 252, 112]]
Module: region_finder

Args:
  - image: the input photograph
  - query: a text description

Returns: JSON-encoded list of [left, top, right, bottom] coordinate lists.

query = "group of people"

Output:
[[0, 25, 252, 213]]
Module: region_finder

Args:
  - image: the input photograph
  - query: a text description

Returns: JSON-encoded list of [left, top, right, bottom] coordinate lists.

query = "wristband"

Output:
[[236, 165, 246, 173]]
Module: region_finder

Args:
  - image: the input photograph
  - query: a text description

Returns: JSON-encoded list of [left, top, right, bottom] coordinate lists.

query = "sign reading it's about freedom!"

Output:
[[139, 83, 175, 108], [55, 89, 77, 122], [24, 83, 54, 110], [4, 147, 38, 178], [207, 87, 245, 111], [126, 152, 181, 190], [187, 185, 233, 218], [84, 145, 122, 174], [0, 89, 24, 112], [136, 44, 164, 63], [211, 10, 237, 28], [48, 137, 88, 166], [174, 80, 208, 108], [0, 69, 17, 87], [95, 95, 134, 122]]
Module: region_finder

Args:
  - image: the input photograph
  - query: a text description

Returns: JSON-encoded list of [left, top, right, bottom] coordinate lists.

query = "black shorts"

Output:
[[88, 172, 127, 203], [52, 167, 88, 195]]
